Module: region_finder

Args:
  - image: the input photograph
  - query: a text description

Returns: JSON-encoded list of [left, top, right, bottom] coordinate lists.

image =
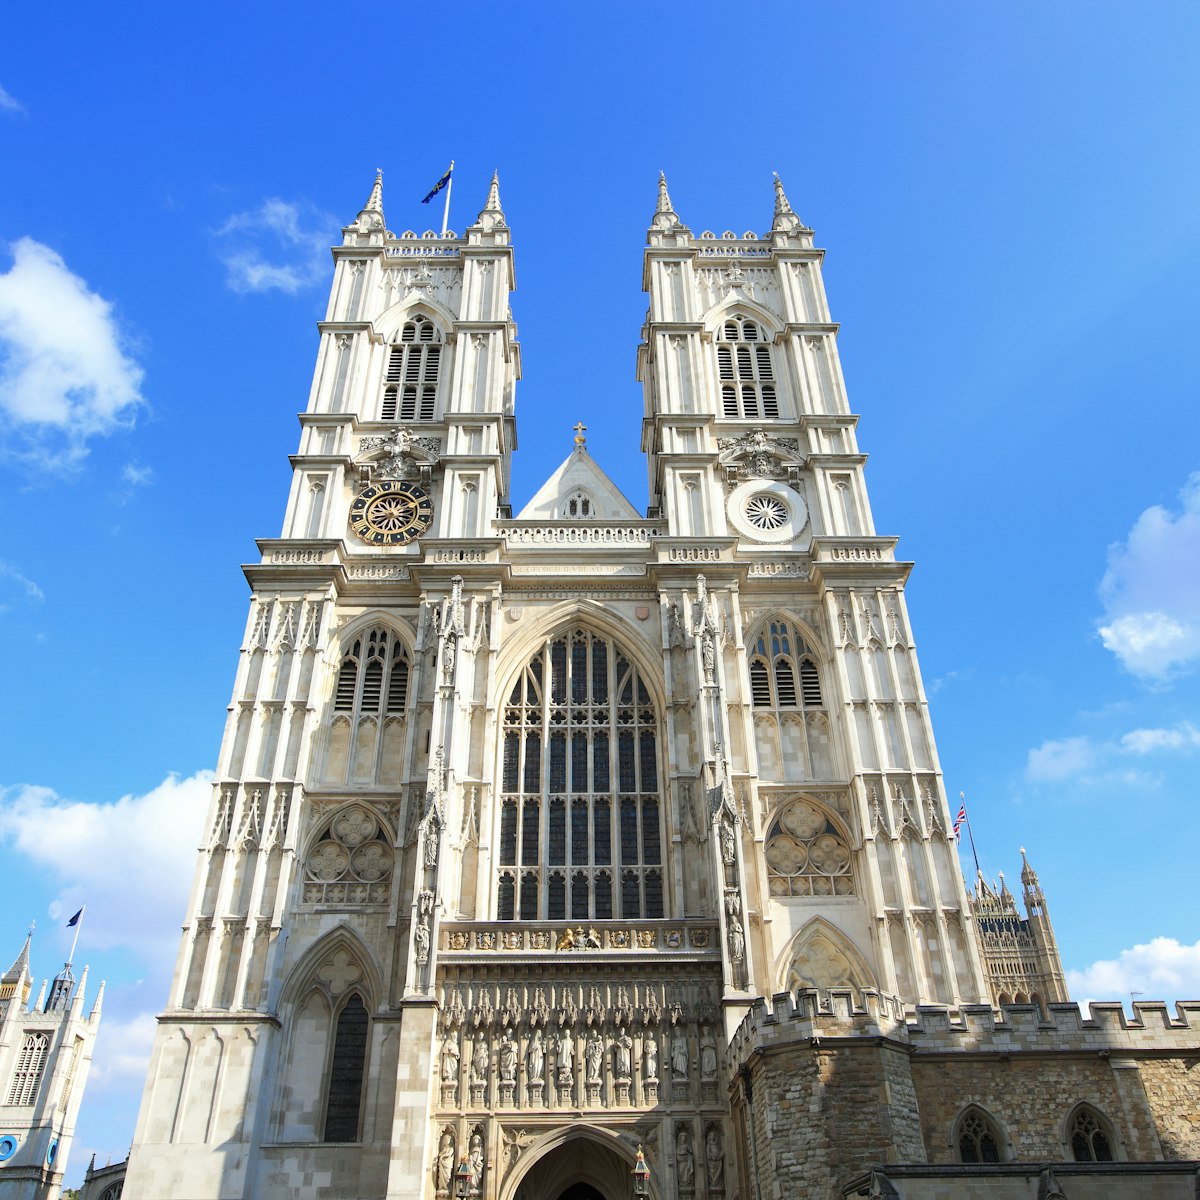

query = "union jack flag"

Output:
[[952, 800, 967, 843]]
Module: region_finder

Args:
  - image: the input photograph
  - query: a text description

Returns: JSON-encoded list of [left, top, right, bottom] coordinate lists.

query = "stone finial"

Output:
[[771, 172, 804, 233], [651, 171, 682, 231], [473, 170, 507, 233], [1020, 846, 1040, 887], [353, 168, 386, 232], [573, 421, 587, 447]]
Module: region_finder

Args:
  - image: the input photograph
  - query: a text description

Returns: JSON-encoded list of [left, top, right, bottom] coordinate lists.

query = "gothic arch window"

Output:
[[322, 991, 369, 1142], [765, 797, 854, 897], [5, 1031, 49, 1105], [748, 619, 832, 781], [98, 1185, 124, 1200], [497, 629, 664, 921], [565, 489, 592, 518], [1067, 1105, 1116, 1162], [955, 1106, 1005, 1164], [302, 804, 393, 906], [325, 627, 410, 785], [716, 315, 779, 420], [381, 315, 442, 421]]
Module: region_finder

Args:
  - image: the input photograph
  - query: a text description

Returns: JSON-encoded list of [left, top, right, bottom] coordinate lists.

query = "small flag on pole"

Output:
[[66, 909, 83, 928], [421, 165, 453, 204], [952, 802, 967, 843]]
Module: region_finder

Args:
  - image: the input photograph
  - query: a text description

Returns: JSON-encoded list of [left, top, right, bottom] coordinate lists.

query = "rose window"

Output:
[[765, 798, 854, 897], [304, 804, 393, 906], [744, 494, 789, 530]]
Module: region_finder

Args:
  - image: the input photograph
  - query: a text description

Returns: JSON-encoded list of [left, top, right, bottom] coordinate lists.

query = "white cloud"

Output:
[[87, 1010, 160, 1092], [1026, 735, 1094, 782], [0, 771, 211, 963], [1098, 474, 1200, 680], [1069, 937, 1200, 1006], [1120, 722, 1200, 755], [215, 198, 334, 294], [0, 560, 44, 610], [0, 84, 24, 115], [0, 238, 146, 464], [121, 461, 154, 488]]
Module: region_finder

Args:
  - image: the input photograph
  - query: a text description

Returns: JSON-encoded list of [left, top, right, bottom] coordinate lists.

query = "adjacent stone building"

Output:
[[121, 172, 1199, 1199]]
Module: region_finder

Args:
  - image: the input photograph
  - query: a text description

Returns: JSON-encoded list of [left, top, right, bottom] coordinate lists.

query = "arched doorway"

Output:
[[508, 1130, 642, 1200]]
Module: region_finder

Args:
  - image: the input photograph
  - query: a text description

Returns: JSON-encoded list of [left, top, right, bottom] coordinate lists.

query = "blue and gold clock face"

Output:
[[349, 481, 433, 546]]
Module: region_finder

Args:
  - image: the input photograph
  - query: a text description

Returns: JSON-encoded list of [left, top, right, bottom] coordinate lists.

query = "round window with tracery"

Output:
[[744, 494, 789, 530], [765, 798, 854, 897], [303, 804, 393, 906]]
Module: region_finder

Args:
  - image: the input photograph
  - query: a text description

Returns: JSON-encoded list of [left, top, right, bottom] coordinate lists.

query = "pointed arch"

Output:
[[498, 1123, 653, 1200], [953, 1104, 1008, 1163], [375, 294, 458, 340], [299, 801, 396, 908], [778, 916, 878, 996], [700, 295, 785, 339], [1064, 1102, 1119, 1162], [278, 924, 384, 1012], [764, 793, 856, 899]]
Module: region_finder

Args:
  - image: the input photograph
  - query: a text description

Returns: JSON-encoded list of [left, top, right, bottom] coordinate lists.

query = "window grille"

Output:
[[716, 316, 779, 419], [957, 1108, 1003, 1163], [381, 315, 441, 421], [323, 993, 369, 1142], [6, 1031, 49, 1106], [1069, 1107, 1115, 1162], [749, 621, 823, 710], [497, 630, 664, 919], [333, 629, 409, 716]]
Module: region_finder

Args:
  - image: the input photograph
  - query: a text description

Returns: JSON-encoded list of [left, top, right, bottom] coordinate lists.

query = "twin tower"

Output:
[[94, 173, 1197, 1200]]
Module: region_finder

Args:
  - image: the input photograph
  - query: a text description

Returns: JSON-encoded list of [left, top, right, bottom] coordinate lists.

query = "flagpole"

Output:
[[441, 160, 455, 238], [66, 907, 85, 968], [960, 792, 982, 878]]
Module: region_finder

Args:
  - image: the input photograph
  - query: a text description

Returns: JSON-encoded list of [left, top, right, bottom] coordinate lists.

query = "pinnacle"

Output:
[[772, 172, 794, 216], [771, 172, 806, 232], [484, 171, 504, 215], [364, 168, 384, 214], [2, 924, 33, 984], [656, 171, 676, 216]]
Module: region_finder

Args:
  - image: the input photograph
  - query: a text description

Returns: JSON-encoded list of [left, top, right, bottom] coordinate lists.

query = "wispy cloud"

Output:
[[1097, 474, 1200, 681], [1120, 722, 1200, 755], [1069, 937, 1200, 1006], [0, 84, 25, 115], [214, 198, 334, 295], [0, 560, 44, 608], [1025, 719, 1199, 784], [0, 238, 146, 466]]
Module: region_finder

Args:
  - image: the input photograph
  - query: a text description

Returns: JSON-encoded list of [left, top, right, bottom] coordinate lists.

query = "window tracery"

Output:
[[322, 992, 369, 1142], [497, 630, 664, 920], [956, 1107, 1004, 1163], [565, 490, 592, 518], [5, 1031, 49, 1105], [765, 798, 853, 896], [382, 315, 442, 421], [716, 315, 779, 419], [1069, 1106, 1116, 1162], [303, 805, 393, 905]]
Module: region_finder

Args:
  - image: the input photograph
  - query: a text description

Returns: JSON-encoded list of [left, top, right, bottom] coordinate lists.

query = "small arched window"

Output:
[[565, 490, 592, 518], [382, 315, 442, 421], [1069, 1106, 1116, 1162], [322, 992, 369, 1143], [956, 1107, 1004, 1163], [6, 1031, 49, 1105], [749, 621, 823, 710], [334, 628, 410, 717], [716, 315, 779, 419]]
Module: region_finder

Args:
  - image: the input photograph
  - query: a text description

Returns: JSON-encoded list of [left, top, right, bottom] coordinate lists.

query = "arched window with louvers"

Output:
[[716, 315, 780, 420], [321, 626, 411, 786], [381, 315, 443, 422], [496, 629, 665, 922], [747, 618, 834, 781]]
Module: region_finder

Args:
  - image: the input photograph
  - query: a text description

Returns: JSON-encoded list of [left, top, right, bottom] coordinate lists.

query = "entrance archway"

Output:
[[507, 1128, 645, 1200]]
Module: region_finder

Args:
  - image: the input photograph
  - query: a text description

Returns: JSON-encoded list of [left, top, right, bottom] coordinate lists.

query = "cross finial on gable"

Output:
[[573, 421, 587, 446]]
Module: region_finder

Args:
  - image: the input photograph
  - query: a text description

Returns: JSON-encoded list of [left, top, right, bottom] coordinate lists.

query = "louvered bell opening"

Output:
[[774, 659, 798, 707], [755, 344, 773, 380], [717, 345, 734, 381], [399, 387, 418, 420], [425, 344, 441, 381], [381, 387, 398, 421], [800, 659, 823, 707], [722, 386, 739, 418], [736, 346, 753, 380], [401, 322, 418, 343], [385, 347, 405, 382], [404, 352, 422, 383], [762, 386, 779, 418], [741, 386, 760, 418], [386, 657, 409, 713], [418, 387, 436, 421], [417, 318, 435, 342], [334, 659, 358, 710], [743, 321, 759, 341], [723, 320, 739, 340], [749, 659, 771, 707], [361, 659, 384, 712]]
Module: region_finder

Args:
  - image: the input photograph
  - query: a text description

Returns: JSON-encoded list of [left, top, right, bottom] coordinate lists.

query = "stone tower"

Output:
[[123, 171, 1176, 1200], [0, 930, 102, 1200]]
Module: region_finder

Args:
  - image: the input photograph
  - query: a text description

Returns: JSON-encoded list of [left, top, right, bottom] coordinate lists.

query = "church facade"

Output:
[[120, 174, 1200, 1199]]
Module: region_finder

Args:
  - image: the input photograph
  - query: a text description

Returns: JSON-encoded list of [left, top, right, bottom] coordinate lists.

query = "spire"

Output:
[[771, 172, 805, 233], [1020, 846, 1039, 889], [650, 171, 682, 232], [472, 171, 507, 234], [352, 168, 386, 233], [3, 923, 33, 984], [89, 979, 106, 1022]]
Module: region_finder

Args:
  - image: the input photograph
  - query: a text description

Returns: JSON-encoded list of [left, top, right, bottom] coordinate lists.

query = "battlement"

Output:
[[728, 989, 1200, 1067]]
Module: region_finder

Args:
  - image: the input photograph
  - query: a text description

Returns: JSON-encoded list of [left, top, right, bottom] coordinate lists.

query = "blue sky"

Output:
[[2, 0, 1199, 1180]]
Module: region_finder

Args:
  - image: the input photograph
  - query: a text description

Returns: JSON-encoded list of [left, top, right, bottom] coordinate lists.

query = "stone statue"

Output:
[[471, 1035, 488, 1082], [414, 916, 430, 966], [700, 1027, 718, 1080], [441, 1032, 459, 1082], [643, 1033, 658, 1079], [676, 1126, 695, 1191], [585, 1029, 603, 1082], [527, 1029, 545, 1081], [468, 1131, 484, 1194], [557, 1029, 574, 1084], [728, 917, 745, 963], [433, 1130, 455, 1192], [614, 1030, 633, 1079], [671, 1027, 689, 1079], [497, 1033, 516, 1082], [706, 1127, 724, 1189]]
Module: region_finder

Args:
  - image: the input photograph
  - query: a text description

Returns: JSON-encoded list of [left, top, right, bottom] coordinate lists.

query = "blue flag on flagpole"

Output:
[[421, 166, 453, 204], [66, 909, 83, 928]]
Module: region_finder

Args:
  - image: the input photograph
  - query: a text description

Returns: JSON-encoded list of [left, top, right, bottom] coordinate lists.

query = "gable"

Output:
[[515, 446, 642, 521]]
